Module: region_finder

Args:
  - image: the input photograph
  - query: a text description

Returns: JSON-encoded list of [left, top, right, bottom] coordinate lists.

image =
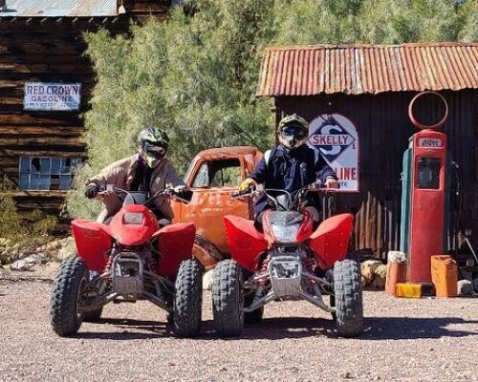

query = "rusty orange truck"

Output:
[[171, 146, 262, 268]]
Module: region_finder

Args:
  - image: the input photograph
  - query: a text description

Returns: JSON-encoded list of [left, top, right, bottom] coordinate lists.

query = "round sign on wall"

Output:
[[308, 113, 359, 192]]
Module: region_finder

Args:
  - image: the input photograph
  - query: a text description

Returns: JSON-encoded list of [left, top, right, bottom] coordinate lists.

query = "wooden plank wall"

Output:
[[123, 0, 171, 20], [0, 21, 93, 222], [0, 2, 171, 228]]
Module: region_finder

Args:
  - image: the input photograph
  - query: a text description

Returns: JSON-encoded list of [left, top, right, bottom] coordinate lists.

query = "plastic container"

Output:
[[385, 258, 407, 296], [431, 255, 458, 297], [395, 283, 422, 298]]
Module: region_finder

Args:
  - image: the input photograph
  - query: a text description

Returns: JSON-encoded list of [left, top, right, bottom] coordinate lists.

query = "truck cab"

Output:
[[171, 146, 263, 268]]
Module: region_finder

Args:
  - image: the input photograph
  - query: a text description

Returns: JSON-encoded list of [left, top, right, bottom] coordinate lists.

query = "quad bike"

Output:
[[50, 187, 203, 338], [212, 187, 363, 338]]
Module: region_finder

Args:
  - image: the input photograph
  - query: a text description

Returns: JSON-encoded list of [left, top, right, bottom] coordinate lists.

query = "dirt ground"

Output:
[[1, 279, 478, 382]]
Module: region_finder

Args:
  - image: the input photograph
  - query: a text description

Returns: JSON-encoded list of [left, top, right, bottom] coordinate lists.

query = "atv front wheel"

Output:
[[212, 259, 244, 337], [50, 255, 89, 337], [173, 259, 203, 337], [333, 258, 363, 337]]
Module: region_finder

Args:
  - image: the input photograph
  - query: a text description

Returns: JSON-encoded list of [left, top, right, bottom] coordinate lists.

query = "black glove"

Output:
[[85, 183, 100, 199]]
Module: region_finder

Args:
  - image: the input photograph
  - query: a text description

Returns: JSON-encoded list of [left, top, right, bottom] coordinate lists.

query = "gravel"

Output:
[[1, 280, 478, 382]]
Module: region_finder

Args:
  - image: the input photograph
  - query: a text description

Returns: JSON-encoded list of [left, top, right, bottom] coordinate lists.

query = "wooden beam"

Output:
[[0, 149, 87, 158], [0, 113, 82, 126], [0, 126, 84, 136]]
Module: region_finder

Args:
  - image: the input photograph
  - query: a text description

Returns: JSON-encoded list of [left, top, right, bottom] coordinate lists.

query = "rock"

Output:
[[0, 266, 11, 277], [387, 251, 406, 263], [457, 279, 474, 296], [24, 254, 48, 266], [361, 260, 383, 286], [46, 240, 63, 252], [9, 260, 34, 272], [369, 264, 387, 290], [203, 269, 214, 290]]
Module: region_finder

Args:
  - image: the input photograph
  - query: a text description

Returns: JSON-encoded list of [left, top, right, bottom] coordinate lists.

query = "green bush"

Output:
[[0, 178, 58, 264], [67, 0, 478, 220]]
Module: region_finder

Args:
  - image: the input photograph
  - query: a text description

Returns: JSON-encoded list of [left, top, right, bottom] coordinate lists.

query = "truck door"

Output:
[[172, 156, 253, 257]]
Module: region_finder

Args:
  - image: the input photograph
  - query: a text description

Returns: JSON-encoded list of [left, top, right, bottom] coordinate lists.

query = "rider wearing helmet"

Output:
[[240, 114, 338, 229], [85, 126, 188, 223]]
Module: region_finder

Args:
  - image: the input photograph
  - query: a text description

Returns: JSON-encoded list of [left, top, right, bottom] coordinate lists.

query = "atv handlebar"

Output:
[[231, 185, 339, 198], [98, 186, 193, 204]]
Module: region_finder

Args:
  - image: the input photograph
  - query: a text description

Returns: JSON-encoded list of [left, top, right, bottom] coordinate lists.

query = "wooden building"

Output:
[[0, 0, 171, 224], [257, 43, 478, 258]]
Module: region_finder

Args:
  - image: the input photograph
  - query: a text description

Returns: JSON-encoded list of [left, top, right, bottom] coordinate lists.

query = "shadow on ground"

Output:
[[74, 316, 478, 341], [75, 318, 173, 340]]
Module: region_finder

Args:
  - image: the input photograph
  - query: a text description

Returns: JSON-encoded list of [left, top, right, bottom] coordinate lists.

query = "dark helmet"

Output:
[[137, 127, 170, 167], [278, 114, 309, 150]]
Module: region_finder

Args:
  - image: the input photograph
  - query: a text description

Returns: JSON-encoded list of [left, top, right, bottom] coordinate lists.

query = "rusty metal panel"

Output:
[[257, 44, 478, 97], [275, 90, 478, 258], [0, 0, 118, 17]]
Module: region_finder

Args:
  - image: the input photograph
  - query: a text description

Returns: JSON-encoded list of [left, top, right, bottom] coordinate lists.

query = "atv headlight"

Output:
[[123, 212, 144, 225], [271, 223, 300, 243]]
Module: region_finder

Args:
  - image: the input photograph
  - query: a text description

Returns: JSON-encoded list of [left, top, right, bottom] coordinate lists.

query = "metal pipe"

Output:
[[243, 291, 275, 312], [301, 271, 332, 288], [143, 291, 171, 312], [79, 292, 118, 312], [300, 291, 335, 313]]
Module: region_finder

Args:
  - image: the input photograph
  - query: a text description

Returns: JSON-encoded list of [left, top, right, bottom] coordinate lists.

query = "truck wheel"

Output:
[[333, 258, 364, 338], [330, 294, 336, 321], [83, 307, 103, 322], [212, 259, 244, 337], [244, 294, 264, 324], [173, 259, 203, 337], [50, 255, 89, 337]]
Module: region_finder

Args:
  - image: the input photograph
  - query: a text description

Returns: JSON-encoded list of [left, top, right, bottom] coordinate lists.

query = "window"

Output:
[[19, 157, 82, 191], [417, 157, 440, 190], [192, 159, 241, 188]]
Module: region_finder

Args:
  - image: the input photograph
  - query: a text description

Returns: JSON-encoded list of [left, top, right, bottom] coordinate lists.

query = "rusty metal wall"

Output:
[[276, 90, 478, 259]]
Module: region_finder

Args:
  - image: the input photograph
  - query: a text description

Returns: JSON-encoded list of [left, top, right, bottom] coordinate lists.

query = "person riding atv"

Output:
[[239, 114, 339, 228], [84, 126, 190, 224]]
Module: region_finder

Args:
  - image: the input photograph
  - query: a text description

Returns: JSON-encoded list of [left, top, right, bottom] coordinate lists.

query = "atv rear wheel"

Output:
[[244, 294, 264, 324], [212, 259, 244, 337], [173, 259, 203, 337], [50, 255, 89, 337], [333, 258, 363, 338]]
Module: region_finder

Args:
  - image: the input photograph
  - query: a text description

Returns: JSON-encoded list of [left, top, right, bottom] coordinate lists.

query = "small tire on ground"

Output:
[[212, 259, 244, 337], [244, 294, 264, 324], [83, 307, 103, 322], [50, 255, 89, 337], [333, 258, 364, 338], [173, 258, 203, 338]]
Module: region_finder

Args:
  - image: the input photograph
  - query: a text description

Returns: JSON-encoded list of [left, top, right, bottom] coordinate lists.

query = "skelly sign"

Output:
[[308, 113, 359, 192]]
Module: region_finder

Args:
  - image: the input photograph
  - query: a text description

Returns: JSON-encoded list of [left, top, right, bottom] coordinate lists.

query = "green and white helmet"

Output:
[[278, 114, 309, 150], [137, 127, 170, 167]]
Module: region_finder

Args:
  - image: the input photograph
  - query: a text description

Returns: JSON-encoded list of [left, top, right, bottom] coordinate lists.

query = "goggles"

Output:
[[143, 141, 167, 158], [280, 125, 307, 140]]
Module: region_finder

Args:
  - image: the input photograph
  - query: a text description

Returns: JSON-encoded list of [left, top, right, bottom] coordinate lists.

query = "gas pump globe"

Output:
[[400, 91, 449, 283]]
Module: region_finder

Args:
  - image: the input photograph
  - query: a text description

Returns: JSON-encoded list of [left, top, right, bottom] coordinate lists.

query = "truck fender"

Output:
[[193, 235, 225, 269]]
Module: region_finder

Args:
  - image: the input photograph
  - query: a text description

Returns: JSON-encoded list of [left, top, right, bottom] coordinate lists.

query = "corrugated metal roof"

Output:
[[257, 43, 478, 97], [0, 0, 118, 17]]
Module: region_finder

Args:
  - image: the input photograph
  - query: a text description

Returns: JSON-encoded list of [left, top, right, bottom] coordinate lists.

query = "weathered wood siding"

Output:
[[0, 1, 171, 224]]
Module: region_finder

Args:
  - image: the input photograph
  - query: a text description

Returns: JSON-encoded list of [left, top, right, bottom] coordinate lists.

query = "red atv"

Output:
[[212, 187, 363, 337], [50, 187, 203, 338]]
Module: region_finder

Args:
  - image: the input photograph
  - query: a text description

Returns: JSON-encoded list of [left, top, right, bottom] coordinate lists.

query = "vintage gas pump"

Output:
[[400, 91, 450, 284]]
